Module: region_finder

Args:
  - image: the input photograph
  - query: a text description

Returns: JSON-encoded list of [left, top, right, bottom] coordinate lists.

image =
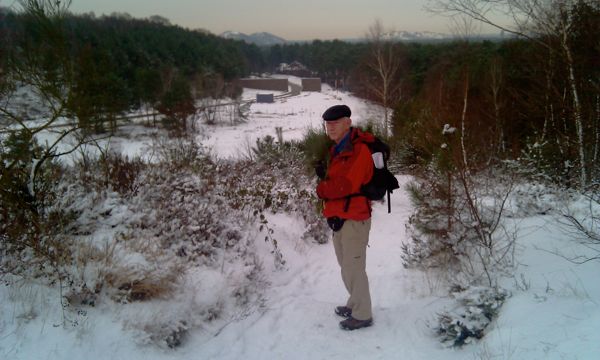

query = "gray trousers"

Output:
[[332, 218, 372, 320]]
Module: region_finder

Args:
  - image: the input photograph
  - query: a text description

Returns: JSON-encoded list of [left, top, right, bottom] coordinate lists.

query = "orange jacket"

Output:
[[316, 128, 374, 220]]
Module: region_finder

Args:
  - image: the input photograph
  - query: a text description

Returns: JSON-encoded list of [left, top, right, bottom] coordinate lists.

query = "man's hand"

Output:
[[314, 161, 326, 179]]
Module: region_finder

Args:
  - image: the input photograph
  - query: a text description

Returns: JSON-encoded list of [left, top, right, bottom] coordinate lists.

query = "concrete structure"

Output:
[[256, 93, 274, 103], [239, 78, 288, 92], [301, 78, 321, 92]]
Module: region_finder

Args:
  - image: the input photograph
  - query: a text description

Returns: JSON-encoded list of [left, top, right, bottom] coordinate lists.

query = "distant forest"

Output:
[[1, 1, 599, 185]]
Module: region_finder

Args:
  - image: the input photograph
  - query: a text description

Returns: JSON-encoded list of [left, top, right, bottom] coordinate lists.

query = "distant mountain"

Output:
[[342, 30, 506, 43], [341, 30, 453, 43], [221, 30, 504, 46], [382, 30, 451, 41], [220, 31, 286, 46], [382, 30, 507, 42]]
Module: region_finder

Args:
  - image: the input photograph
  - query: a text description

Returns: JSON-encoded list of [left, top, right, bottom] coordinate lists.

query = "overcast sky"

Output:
[[61, 0, 504, 41]]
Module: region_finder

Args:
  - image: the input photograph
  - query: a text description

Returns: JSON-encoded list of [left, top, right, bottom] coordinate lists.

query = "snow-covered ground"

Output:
[[199, 82, 384, 159], [1, 80, 599, 359]]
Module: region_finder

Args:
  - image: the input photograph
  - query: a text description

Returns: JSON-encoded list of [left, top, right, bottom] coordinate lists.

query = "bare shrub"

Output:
[[100, 153, 146, 196], [74, 150, 146, 196], [145, 134, 210, 171], [219, 136, 329, 245], [131, 169, 239, 265], [199, 98, 223, 125], [557, 183, 600, 263]]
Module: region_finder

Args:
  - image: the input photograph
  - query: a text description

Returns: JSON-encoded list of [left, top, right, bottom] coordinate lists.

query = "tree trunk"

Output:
[[461, 74, 470, 171], [562, 31, 587, 188], [383, 80, 389, 137], [594, 94, 599, 173], [490, 59, 504, 153]]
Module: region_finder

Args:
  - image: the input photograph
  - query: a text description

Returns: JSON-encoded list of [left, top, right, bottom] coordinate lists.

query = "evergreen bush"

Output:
[[437, 286, 510, 347]]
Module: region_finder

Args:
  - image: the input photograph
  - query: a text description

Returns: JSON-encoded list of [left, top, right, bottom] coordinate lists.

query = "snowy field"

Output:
[[1, 80, 599, 359], [199, 80, 385, 159]]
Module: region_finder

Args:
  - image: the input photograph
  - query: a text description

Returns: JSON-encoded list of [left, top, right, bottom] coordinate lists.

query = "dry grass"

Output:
[[68, 234, 185, 304], [104, 265, 182, 302]]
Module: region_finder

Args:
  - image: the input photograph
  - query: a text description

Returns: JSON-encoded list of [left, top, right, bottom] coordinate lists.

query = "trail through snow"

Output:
[[175, 176, 470, 360]]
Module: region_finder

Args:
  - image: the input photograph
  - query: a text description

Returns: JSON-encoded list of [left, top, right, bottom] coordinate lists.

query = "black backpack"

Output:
[[345, 135, 400, 213]]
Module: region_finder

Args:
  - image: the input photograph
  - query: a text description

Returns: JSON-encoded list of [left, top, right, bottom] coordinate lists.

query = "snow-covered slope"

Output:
[[1, 81, 599, 360]]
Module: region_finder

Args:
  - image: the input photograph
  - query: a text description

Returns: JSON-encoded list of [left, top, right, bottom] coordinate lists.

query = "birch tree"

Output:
[[365, 19, 404, 138]]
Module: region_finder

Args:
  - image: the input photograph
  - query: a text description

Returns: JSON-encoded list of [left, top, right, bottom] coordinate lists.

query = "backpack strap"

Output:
[[343, 197, 351, 212], [384, 156, 392, 214], [343, 194, 371, 214], [343, 193, 366, 211]]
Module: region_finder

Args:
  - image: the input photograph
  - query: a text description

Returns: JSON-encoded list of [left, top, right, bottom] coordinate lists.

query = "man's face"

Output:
[[325, 117, 351, 143]]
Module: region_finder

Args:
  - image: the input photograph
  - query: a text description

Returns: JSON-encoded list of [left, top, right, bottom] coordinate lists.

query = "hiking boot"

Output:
[[339, 317, 373, 331], [334, 306, 352, 318]]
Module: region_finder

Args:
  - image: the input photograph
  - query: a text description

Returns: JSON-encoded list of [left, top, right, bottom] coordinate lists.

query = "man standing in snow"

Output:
[[315, 104, 375, 330]]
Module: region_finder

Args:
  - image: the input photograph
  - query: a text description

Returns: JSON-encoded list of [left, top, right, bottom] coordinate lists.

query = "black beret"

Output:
[[322, 105, 351, 121]]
